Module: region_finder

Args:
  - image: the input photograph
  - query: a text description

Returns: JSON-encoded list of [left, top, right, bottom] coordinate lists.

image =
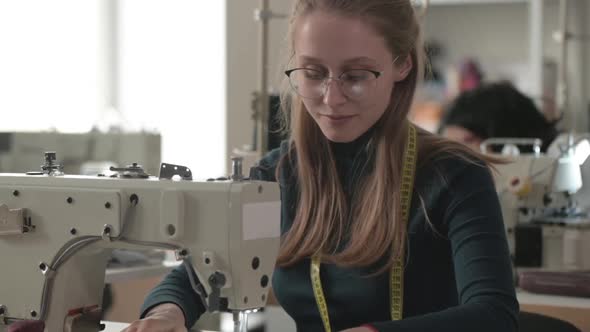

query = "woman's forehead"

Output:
[[296, 54, 379, 66], [293, 10, 392, 65]]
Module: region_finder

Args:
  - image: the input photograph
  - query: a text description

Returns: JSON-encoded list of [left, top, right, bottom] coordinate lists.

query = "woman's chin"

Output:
[[320, 129, 361, 143]]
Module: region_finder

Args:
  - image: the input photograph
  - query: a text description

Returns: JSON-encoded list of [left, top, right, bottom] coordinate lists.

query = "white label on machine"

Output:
[[243, 201, 280, 240]]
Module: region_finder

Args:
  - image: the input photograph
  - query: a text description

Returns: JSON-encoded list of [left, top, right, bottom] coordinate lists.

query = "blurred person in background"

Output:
[[439, 82, 559, 154]]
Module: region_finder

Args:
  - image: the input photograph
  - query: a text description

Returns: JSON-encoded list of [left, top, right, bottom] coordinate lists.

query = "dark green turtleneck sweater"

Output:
[[140, 131, 519, 332]]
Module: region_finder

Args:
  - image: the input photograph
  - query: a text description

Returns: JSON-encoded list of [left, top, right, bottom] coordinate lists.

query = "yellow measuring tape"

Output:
[[311, 124, 418, 331]]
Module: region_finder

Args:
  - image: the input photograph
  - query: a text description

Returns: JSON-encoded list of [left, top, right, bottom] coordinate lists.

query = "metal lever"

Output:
[[109, 163, 150, 179]]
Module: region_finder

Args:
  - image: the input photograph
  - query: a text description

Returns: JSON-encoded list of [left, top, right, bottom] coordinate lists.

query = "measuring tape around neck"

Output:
[[311, 124, 418, 331]]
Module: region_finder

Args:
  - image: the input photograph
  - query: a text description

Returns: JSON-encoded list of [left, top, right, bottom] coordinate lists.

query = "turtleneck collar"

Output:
[[329, 124, 377, 160]]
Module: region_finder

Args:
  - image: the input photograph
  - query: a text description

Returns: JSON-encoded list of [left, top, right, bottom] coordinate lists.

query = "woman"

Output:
[[439, 82, 558, 153], [125, 1, 518, 331]]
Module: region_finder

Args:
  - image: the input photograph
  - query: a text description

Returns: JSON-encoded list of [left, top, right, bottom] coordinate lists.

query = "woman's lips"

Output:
[[321, 114, 357, 124]]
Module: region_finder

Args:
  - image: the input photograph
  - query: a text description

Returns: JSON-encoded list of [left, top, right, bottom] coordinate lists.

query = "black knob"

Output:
[[252, 257, 260, 270], [209, 272, 226, 288], [260, 275, 269, 288]]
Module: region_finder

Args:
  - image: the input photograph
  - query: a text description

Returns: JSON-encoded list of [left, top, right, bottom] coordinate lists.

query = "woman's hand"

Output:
[[122, 303, 187, 332]]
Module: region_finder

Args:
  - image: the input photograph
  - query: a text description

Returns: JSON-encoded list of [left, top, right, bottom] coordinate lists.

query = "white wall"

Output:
[[226, 1, 291, 171], [424, 3, 529, 64]]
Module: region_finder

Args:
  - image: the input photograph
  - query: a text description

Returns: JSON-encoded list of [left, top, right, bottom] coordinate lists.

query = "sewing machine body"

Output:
[[0, 173, 280, 332]]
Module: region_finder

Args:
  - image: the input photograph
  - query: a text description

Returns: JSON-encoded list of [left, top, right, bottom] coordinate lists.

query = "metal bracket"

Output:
[[159, 163, 193, 181], [0, 204, 29, 236], [253, 9, 287, 21]]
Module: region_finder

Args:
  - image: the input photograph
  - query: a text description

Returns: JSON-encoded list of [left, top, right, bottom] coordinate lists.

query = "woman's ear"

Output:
[[395, 55, 413, 82]]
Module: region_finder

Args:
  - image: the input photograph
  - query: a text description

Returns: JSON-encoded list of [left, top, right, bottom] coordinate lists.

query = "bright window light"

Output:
[[0, 0, 101, 132], [119, 0, 227, 177]]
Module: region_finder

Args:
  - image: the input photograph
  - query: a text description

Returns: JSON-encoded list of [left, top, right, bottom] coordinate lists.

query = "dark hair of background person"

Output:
[[439, 82, 559, 153]]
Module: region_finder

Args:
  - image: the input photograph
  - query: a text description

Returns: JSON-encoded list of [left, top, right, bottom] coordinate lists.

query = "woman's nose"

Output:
[[322, 79, 347, 106]]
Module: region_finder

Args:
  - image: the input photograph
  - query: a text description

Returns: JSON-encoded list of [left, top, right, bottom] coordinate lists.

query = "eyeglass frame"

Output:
[[284, 56, 400, 100]]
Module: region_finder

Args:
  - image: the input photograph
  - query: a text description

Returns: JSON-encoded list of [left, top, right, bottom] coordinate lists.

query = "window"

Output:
[[0, 0, 101, 132], [119, 0, 227, 177], [0, 0, 227, 176]]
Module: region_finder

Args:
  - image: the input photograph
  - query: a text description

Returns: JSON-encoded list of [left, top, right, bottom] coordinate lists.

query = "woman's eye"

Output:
[[342, 70, 371, 82], [303, 70, 324, 80]]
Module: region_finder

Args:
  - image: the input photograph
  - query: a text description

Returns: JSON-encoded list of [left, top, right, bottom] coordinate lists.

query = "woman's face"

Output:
[[292, 10, 410, 143], [442, 125, 484, 151]]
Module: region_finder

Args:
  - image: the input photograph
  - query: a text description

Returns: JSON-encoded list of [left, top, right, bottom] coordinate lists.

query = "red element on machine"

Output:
[[7, 320, 45, 332]]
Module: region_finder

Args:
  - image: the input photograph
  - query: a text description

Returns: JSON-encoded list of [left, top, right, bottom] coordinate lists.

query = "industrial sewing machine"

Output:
[[484, 137, 590, 271], [0, 152, 280, 332]]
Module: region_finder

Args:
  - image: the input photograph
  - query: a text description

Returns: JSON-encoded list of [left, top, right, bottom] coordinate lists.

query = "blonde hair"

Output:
[[276, 0, 491, 272]]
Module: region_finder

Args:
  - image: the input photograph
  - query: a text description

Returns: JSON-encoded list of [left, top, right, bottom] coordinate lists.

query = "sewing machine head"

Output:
[[486, 137, 590, 222], [483, 137, 590, 270], [0, 153, 281, 332]]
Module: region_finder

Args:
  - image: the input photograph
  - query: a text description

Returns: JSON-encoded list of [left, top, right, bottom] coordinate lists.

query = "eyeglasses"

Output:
[[284, 56, 399, 100], [285, 67, 382, 100]]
